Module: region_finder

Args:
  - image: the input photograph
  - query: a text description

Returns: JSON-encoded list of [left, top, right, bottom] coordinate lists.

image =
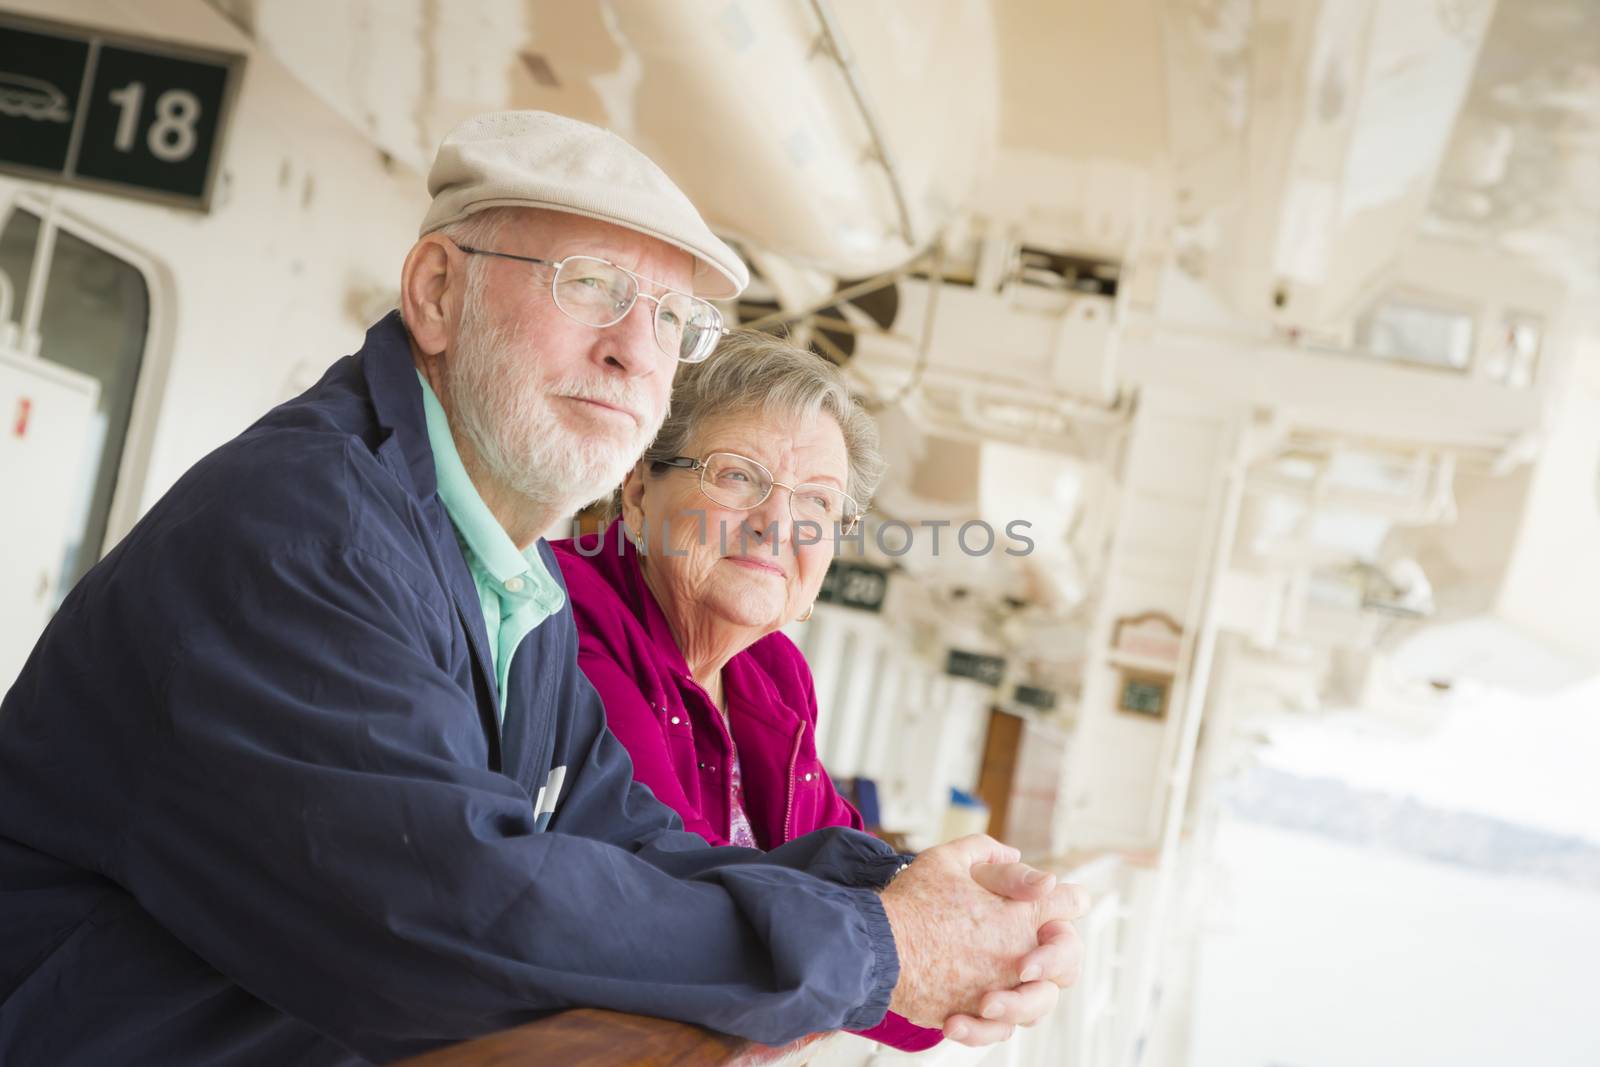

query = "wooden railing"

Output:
[[395, 1008, 824, 1067]]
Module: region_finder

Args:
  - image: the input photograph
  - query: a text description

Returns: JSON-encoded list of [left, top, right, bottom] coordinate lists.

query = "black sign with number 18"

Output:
[[0, 13, 242, 211]]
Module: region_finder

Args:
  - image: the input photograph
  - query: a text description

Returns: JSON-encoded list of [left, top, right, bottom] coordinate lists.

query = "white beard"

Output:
[[444, 285, 660, 515]]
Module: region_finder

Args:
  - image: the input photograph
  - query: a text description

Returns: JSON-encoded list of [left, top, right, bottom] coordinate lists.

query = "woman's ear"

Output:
[[619, 463, 648, 536]]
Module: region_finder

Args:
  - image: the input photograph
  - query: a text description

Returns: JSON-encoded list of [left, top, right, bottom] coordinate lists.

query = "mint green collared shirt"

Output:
[[417, 372, 566, 723]]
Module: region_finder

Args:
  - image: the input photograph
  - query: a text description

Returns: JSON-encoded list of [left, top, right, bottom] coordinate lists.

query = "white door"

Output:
[[0, 349, 98, 689]]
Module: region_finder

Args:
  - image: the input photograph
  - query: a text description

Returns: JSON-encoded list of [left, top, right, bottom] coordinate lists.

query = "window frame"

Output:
[[2, 188, 171, 564]]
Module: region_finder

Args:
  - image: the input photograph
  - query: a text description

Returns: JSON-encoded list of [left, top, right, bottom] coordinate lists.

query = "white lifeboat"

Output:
[[231, 0, 1001, 278]]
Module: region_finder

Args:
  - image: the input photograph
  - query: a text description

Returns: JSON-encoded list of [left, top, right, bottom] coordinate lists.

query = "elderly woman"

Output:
[[552, 330, 939, 1052]]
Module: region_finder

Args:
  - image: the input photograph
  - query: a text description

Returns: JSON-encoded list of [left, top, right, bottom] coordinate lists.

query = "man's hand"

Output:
[[880, 835, 1089, 1045]]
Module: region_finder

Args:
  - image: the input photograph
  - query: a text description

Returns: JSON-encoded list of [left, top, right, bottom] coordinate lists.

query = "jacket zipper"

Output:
[[704, 686, 739, 842], [781, 726, 804, 844]]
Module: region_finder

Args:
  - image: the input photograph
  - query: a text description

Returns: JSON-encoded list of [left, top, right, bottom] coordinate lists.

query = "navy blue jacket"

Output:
[[0, 313, 901, 1066]]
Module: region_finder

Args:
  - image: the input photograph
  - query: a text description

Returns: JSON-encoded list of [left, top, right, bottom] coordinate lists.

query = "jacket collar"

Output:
[[584, 520, 808, 737], [588, 520, 696, 679], [361, 311, 439, 503], [357, 311, 505, 761]]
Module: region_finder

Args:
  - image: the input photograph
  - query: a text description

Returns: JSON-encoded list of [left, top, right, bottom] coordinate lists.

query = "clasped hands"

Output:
[[880, 834, 1090, 1047]]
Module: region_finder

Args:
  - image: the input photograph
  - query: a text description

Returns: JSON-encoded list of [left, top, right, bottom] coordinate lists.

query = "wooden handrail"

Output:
[[394, 1008, 826, 1067]]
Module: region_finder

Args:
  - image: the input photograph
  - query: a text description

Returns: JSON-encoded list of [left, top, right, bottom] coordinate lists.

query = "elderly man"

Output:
[[0, 112, 1084, 1065]]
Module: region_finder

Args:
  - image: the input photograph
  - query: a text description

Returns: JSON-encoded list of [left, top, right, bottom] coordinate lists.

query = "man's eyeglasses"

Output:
[[655, 451, 862, 536], [456, 244, 730, 364]]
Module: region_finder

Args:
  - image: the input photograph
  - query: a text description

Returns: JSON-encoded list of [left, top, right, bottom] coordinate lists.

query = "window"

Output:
[[0, 207, 150, 599], [1353, 295, 1475, 372]]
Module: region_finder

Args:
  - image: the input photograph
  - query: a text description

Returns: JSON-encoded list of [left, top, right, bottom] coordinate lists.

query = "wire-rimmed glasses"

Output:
[[456, 244, 730, 363], [655, 451, 862, 536]]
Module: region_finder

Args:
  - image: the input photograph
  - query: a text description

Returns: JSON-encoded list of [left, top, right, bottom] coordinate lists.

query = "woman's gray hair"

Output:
[[644, 329, 886, 511]]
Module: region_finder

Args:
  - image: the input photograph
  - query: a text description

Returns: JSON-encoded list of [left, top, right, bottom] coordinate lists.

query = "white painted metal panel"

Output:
[[0, 349, 98, 688]]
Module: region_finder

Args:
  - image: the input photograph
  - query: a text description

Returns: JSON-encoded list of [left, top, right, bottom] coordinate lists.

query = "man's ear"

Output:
[[400, 235, 457, 357]]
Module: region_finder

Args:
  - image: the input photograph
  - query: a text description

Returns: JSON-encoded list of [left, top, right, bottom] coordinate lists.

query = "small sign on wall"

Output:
[[1109, 610, 1181, 720], [0, 13, 244, 211], [946, 648, 1007, 687], [815, 560, 890, 614], [1012, 683, 1059, 712], [1116, 670, 1171, 719]]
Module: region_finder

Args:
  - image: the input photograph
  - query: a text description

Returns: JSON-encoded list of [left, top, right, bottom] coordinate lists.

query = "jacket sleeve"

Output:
[[120, 539, 899, 1061], [575, 648, 732, 847]]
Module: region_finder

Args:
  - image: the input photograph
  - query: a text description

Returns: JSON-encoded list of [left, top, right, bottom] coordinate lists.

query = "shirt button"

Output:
[[503, 576, 525, 593], [803, 772, 815, 782], [670, 716, 681, 725]]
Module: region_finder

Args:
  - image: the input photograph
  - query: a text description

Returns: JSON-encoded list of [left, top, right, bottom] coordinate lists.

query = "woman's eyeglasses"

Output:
[[655, 451, 862, 536]]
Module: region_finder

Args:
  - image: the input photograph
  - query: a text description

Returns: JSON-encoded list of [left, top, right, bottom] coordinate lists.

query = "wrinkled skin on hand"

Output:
[[880, 835, 1089, 1046]]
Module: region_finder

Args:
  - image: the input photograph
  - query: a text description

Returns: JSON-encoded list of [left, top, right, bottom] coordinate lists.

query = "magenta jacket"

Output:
[[552, 521, 940, 1053]]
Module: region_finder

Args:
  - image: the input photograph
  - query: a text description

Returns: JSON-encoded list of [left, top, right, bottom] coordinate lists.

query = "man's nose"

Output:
[[594, 299, 663, 377]]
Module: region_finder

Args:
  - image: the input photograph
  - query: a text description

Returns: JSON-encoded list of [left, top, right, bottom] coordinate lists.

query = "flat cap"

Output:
[[420, 111, 748, 299]]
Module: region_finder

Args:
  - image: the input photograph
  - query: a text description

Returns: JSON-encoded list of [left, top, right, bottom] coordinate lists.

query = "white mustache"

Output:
[[550, 377, 653, 425]]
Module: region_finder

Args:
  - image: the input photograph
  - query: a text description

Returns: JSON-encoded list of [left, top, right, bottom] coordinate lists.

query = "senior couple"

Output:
[[0, 111, 1083, 1065]]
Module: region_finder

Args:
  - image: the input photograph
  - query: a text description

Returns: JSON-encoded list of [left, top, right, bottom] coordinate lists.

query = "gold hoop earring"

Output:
[[798, 604, 814, 622]]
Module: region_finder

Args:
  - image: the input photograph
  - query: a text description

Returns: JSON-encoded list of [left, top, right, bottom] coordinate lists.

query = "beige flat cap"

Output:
[[420, 110, 749, 299]]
